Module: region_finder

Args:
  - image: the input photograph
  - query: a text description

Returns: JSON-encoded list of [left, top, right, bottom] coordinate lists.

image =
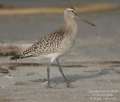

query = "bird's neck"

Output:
[[65, 17, 76, 27], [64, 17, 77, 36]]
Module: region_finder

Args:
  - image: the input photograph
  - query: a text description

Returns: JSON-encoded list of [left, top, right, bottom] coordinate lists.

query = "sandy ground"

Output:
[[0, 59, 120, 102]]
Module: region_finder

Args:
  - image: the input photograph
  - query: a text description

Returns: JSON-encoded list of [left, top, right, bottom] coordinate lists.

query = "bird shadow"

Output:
[[51, 68, 111, 84]]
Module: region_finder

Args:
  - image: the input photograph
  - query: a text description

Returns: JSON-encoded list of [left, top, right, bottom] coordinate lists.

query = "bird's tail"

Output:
[[10, 54, 33, 60], [10, 55, 22, 60]]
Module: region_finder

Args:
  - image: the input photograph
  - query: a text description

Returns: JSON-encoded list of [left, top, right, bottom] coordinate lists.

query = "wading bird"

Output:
[[11, 7, 95, 88]]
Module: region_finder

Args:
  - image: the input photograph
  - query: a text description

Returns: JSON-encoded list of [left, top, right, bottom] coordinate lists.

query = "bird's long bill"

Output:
[[80, 19, 96, 27], [74, 11, 96, 27]]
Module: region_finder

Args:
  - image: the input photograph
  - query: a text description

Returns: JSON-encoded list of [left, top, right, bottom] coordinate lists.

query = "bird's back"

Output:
[[22, 28, 66, 58]]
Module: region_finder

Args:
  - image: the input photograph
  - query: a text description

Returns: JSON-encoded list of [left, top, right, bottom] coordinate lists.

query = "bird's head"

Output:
[[64, 7, 78, 19], [64, 7, 96, 27]]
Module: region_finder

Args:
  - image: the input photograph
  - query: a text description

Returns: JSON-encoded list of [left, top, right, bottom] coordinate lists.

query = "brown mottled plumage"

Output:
[[23, 28, 65, 57]]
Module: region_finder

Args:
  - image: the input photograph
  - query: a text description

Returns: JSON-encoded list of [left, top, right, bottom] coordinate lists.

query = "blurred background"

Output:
[[0, 0, 119, 7], [0, 0, 120, 61]]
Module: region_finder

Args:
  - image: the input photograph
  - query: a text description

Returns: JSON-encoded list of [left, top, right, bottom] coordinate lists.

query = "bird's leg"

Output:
[[47, 63, 52, 88], [56, 58, 70, 87]]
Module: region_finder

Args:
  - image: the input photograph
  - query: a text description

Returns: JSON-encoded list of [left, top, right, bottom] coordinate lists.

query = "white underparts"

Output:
[[44, 53, 61, 63]]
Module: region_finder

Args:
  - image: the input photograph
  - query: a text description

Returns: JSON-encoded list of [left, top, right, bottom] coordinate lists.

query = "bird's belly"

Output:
[[44, 53, 61, 62], [31, 53, 61, 63]]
